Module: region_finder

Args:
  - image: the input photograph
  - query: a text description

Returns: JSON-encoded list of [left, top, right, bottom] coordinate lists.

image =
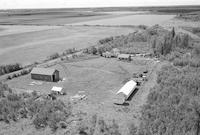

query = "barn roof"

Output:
[[31, 67, 58, 76]]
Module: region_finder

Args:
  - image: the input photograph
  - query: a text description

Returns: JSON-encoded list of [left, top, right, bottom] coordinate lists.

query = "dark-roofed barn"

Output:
[[31, 67, 59, 82]]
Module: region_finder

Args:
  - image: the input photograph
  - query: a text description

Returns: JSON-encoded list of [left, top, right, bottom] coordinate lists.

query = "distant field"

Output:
[[0, 25, 60, 36], [72, 14, 175, 26], [0, 25, 137, 65], [0, 10, 126, 25]]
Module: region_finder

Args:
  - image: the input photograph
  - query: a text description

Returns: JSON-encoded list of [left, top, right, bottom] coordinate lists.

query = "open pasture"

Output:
[[6, 56, 158, 134]]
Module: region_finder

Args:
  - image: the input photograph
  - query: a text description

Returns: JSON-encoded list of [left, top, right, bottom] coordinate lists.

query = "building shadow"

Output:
[[114, 102, 129, 106], [127, 88, 139, 101]]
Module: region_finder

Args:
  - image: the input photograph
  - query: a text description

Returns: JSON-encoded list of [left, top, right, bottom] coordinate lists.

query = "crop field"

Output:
[[5, 56, 160, 134], [0, 25, 137, 65]]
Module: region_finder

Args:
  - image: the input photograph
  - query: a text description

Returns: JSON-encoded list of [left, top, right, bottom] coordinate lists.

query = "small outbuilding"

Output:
[[112, 48, 120, 57], [31, 67, 59, 82], [118, 54, 131, 61], [115, 80, 137, 104], [102, 51, 113, 58], [51, 86, 65, 95]]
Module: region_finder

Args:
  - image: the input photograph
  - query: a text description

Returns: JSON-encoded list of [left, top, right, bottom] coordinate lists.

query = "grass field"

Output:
[[0, 25, 137, 65], [5, 56, 159, 134], [1, 6, 200, 135]]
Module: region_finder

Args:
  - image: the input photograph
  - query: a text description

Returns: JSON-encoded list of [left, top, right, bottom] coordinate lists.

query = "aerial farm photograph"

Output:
[[0, 0, 200, 135]]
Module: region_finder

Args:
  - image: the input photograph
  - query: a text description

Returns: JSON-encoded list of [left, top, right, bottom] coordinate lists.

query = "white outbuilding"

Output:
[[115, 80, 137, 104], [51, 86, 64, 94]]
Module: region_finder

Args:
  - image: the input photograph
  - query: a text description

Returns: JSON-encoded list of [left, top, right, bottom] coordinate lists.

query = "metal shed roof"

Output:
[[117, 80, 137, 99], [31, 67, 57, 76], [51, 86, 63, 92]]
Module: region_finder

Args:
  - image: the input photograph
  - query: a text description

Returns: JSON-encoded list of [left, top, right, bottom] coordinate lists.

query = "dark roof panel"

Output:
[[31, 67, 57, 76]]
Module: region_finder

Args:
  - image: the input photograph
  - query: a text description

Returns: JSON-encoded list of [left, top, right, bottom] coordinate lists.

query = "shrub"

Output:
[[128, 123, 138, 135], [59, 121, 67, 129], [87, 46, 97, 55], [33, 115, 48, 129], [6, 75, 12, 80], [62, 48, 76, 56], [192, 27, 200, 34], [173, 58, 189, 66], [12, 73, 17, 78], [32, 100, 72, 131], [193, 44, 200, 56], [47, 53, 60, 60], [98, 37, 114, 44], [0, 63, 22, 76], [7, 93, 21, 101], [138, 25, 148, 30], [189, 58, 200, 67]]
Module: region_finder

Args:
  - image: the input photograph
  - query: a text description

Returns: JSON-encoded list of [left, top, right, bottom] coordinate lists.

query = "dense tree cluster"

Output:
[[0, 63, 22, 76], [149, 27, 190, 56], [0, 83, 72, 131], [77, 115, 121, 135], [84, 31, 148, 55], [138, 63, 200, 135]]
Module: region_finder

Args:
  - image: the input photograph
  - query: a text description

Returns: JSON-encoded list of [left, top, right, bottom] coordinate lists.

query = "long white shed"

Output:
[[115, 80, 137, 104]]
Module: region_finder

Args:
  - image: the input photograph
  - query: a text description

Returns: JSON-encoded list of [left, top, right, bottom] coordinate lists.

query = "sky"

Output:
[[0, 0, 200, 9]]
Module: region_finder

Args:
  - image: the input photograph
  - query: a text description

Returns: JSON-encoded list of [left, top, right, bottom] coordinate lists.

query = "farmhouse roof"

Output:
[[31, 67, 58, 76], [118, 54, 130, 59], [117, 80, 137, 98]]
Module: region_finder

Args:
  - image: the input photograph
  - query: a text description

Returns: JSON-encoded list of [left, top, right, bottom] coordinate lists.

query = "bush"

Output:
[[173, 58, 189, 66], [32, 100, 72, 131], [0, 63, 22, 76], [138, 25, 148, 30], [192, 27, 200, 34], [47, 53, 60, 60], [59, 121, 67, 129], [87, 46, 98, 55], [193, 44, 200, 56], [128, 123, 138, 135], [7, 93, 21, 101], [98, 37, 114, 44], [189, 58, 200, 67], [33, 115, 48, 129]]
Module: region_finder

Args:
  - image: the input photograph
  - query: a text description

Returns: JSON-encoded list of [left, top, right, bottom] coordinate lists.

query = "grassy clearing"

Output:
[[5, 56, 157, 134]]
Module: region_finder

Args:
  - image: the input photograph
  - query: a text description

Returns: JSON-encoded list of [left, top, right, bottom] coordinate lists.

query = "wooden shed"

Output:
[[118, 54, 131, 61], [31, 67, 59, 82]]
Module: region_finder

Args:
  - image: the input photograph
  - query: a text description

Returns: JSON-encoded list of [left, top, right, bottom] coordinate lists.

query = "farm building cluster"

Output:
[[27, 48, 154, 105], [102, 48, 152, 61]]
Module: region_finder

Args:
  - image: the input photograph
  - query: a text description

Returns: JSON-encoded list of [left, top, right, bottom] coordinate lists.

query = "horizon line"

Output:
[[0, 4, 200, 10]]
